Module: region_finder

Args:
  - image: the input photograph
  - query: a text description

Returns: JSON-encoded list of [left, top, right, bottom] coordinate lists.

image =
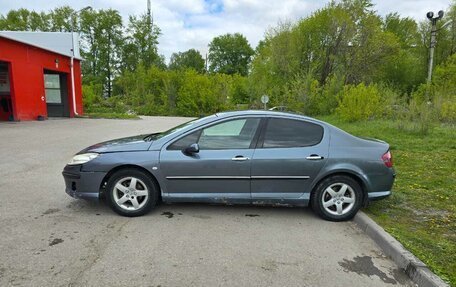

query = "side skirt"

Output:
[[162, 192, 310, 207]]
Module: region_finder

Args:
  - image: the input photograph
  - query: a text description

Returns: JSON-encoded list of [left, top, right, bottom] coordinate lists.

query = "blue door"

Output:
[[160, 117, 262, 203], [250, 117, 329, 204]]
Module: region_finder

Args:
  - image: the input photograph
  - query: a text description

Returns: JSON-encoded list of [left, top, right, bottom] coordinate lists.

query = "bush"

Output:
[[438, 100, 456, 122], [395, 99, 436, 135], [310, 75, 344, 115], [336, 83, 382, 122], [376, 83, 404, 120], [282, 73, 315, 114], [280, 73, 343, 116], [229, 74, 249, 104], [176, 70, 232, 116], [405, 54, 456, 125], [82, 83, 103, 111]]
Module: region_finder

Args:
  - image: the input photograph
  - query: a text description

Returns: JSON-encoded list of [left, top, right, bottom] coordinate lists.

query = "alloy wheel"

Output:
[[112, 177, 149, 211], [321, 183, 356, 216]]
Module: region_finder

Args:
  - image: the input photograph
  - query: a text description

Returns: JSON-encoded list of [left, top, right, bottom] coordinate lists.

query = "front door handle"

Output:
[[232, 156, 249, 161], [306, 155, 324, 160]]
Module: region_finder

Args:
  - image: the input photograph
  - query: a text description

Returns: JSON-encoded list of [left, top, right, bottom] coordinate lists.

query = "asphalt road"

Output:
[[0, 117, 413, 287]]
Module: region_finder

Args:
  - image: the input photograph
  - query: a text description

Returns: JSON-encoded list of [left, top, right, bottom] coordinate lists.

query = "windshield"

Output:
[[144, 116, 212, 141]]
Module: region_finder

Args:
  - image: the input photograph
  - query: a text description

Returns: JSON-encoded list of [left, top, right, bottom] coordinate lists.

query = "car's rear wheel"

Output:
[[311, 175, 363, 221], [106, 168, 158, 217]]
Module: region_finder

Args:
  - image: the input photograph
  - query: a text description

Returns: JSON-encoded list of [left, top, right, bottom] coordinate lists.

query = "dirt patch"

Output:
[[192, 215, 211, 219], [339, 256, 396, 284], [49, 238, 64, 247], [161, 211, 174, 218], [42, 208, 60, 215]]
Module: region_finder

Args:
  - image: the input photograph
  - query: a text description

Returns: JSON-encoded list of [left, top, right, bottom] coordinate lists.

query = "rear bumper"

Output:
[[367, 190, 391, 201], [365, 168, 395, 201], [62, 165, 106, 201]]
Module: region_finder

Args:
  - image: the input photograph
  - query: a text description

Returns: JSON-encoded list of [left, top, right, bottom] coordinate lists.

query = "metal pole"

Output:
[[427, 19, 437, 86], [425, 10, 445, 102], [69, 7, 92, 117], [70, 21, 78, 116]]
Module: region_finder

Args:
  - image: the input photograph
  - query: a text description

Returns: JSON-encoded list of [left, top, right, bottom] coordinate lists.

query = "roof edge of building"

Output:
[[0, 31, 83, 61]]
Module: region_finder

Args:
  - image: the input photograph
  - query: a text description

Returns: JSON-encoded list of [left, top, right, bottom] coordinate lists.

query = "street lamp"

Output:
[[426, 10, 444, 86], [70, 6, 92, 116]]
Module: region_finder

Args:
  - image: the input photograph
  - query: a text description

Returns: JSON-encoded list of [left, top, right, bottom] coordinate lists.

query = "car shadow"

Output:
[[65, 197, 319, 220], [154, 202, 320, 220]]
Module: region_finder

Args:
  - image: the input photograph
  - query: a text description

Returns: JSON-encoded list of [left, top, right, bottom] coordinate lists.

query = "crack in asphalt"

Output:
[[66, 219, 130, 286]]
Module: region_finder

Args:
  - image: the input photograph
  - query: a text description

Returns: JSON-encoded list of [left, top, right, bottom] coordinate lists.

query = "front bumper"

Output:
[[62, 165, 106, 201]]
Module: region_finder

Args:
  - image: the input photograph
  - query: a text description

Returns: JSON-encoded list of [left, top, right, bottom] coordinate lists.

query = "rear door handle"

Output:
[[306, 155, 324, 160], [232, 156, 249, 161]]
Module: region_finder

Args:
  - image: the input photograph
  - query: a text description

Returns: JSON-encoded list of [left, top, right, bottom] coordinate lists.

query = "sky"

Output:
[[0, 0, 453, 62]]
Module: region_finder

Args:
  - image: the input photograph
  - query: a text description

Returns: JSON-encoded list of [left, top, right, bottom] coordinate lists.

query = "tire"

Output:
[[311, 175, 363, 222], [106, 168, 158, 217]]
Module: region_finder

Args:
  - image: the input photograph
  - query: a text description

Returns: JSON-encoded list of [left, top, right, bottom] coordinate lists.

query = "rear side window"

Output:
[[262, 118, 323, 148]]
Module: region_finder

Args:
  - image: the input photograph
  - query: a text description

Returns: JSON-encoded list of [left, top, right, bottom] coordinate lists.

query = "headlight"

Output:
[[68, 153, 99, 165]]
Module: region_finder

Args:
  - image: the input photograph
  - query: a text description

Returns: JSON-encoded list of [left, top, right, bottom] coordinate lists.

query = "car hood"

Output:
[[80, 134, 153, 153]]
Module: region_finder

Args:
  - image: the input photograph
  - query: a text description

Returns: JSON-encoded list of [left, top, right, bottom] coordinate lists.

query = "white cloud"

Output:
[[372, 0, 452, 20], [0, 0, 452, 62]]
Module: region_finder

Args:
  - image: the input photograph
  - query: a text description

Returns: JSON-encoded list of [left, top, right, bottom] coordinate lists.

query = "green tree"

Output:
[[71, 8, 125, 97], [250, 0, 403, 106], [169, 49, 205, 73], [0, 9, 30, 30], [345, 12, 400, 84], [93, 9, 124, 97], [122, 13, 163, 71], [49, 6, 74, 32], [380, 13, 424, 92], [384, 13, 420, 48], [208, 33, 254, 76], [29, 11, 50, 31], [0, 8, 49, 31], [79, 8, 100, 82]]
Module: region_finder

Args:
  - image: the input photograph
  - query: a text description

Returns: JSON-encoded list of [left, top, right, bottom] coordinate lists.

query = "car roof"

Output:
[[149, 110, 334, 149], [214, 110, 327, 125]]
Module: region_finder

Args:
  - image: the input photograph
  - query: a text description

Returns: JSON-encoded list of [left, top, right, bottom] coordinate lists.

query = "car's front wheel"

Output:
[[311, 175, 363, 221], [106, 168, 158, 217]]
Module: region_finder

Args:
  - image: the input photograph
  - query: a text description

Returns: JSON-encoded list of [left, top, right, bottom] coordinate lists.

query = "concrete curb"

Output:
[[353, 212, 449, 287]]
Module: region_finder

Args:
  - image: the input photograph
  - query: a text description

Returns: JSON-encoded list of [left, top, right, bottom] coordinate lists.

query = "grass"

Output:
[[318, 115, 456, 286]]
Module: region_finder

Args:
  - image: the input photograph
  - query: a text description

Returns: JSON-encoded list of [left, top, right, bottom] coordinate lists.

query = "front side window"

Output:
[[262, 118, 323, 148], [168, 130, 201, 150], [168, 118, 261, 150], [199, 118, 260, 149]]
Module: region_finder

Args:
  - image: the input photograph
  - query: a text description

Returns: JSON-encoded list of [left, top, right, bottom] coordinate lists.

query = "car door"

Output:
[[251, 117, 328, 202], [160, 117, 262, 203]]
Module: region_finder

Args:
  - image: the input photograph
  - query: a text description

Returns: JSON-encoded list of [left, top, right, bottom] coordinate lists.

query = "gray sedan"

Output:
[[62, 111, 395, 221]]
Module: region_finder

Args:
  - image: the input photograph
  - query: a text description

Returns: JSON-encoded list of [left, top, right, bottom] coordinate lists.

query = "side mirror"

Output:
[[183, 143, 199, 155]]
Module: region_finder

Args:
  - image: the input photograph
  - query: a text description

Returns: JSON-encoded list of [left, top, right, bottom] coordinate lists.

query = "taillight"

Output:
[[382, 151, 393, 168]]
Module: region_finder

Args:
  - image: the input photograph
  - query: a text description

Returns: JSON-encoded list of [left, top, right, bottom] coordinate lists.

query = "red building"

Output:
[[0, 31, 83, 121]]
